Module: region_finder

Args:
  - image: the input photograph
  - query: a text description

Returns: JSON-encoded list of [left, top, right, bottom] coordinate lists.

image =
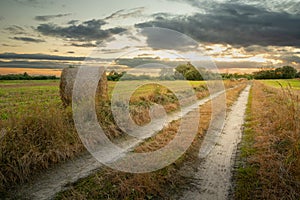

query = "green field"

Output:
[[0, 81, 61, 120], [0, 80, 207, 119], [0, 79, 59, 85], [261, 79, 300, 89]]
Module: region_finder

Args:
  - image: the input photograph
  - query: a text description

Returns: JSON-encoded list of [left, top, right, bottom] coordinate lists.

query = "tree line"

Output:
[[0, 72, 58, 80], [107, 62, 221, 81], [1, 65, 299, 81], [253, 66, 300, 79], [107, 64, 300, 81]]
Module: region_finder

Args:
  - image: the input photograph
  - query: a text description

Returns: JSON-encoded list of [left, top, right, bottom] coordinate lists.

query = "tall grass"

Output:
[[0, 103, 83, 194], [235, 81, 300, 199]]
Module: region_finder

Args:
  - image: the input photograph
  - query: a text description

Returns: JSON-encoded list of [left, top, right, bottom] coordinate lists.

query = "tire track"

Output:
[[178, 85, 251, 200]]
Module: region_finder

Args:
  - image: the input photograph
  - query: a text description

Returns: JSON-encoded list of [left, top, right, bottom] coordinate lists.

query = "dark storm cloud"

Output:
[[36, 19, 126, 42], [230, 0, 300, 14], [34, 13, 71, 21], [172, 0, 300, 14], [12, 36, 45, 43], [138, 27, 198, 51], [135, 3, 300, 48]]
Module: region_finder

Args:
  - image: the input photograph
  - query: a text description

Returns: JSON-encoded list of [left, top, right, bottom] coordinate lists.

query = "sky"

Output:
[[0, 0, 300, 75]]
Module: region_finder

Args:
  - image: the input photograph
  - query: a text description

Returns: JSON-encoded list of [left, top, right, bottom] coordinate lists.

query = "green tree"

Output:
[[281, 66, 297, 79], [175, 62, 203, 80]]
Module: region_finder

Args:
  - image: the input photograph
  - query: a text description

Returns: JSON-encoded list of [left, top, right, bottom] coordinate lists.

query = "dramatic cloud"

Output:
[[104, 7, 145, 20], [136, 3, 300, 48], [0, 53, 86, 61], [138, 27, 198, 51], [171, 0, 300, 15], [12, 36, 45, 43], [230, 0, 300, 14], [34, 13, 71, 21], [36, 19, 126, 42], [0, 60, 68, 69]]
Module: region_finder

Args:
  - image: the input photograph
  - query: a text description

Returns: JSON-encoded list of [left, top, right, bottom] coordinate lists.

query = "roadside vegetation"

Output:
[[0, 80, 83, 196], [234, 80, 300, 199], [55, 82, 248, 199], [0, 79, 236, 195]]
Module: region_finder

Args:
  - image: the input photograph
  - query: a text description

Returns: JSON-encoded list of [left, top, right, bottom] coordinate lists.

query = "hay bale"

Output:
[[60, 67, 108, 107]]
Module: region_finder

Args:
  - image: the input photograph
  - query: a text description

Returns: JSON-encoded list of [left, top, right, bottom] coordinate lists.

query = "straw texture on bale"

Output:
[[60, 67, 108, 106]]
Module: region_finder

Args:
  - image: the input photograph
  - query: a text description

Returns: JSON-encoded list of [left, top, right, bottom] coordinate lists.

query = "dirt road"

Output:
[[177, 85, 251, 200]]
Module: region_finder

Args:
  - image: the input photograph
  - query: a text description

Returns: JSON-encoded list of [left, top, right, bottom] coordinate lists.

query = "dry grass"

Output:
[[0, 104, 84, 194], [55, 83, 248, 199], [0, 79, 245, 197], [235, 81, 300, 200]]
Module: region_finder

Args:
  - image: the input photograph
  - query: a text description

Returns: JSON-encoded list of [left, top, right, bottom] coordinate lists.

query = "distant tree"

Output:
[[107, 70, 125, 81], [254, 66, 297, 79], [185, 69, 202, 80], [281, 66, 297, 79], [175, 62, 203, 81]]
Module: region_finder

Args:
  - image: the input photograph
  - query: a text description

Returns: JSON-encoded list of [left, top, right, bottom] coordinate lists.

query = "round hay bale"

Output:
[[60, 67, 108, 107]]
